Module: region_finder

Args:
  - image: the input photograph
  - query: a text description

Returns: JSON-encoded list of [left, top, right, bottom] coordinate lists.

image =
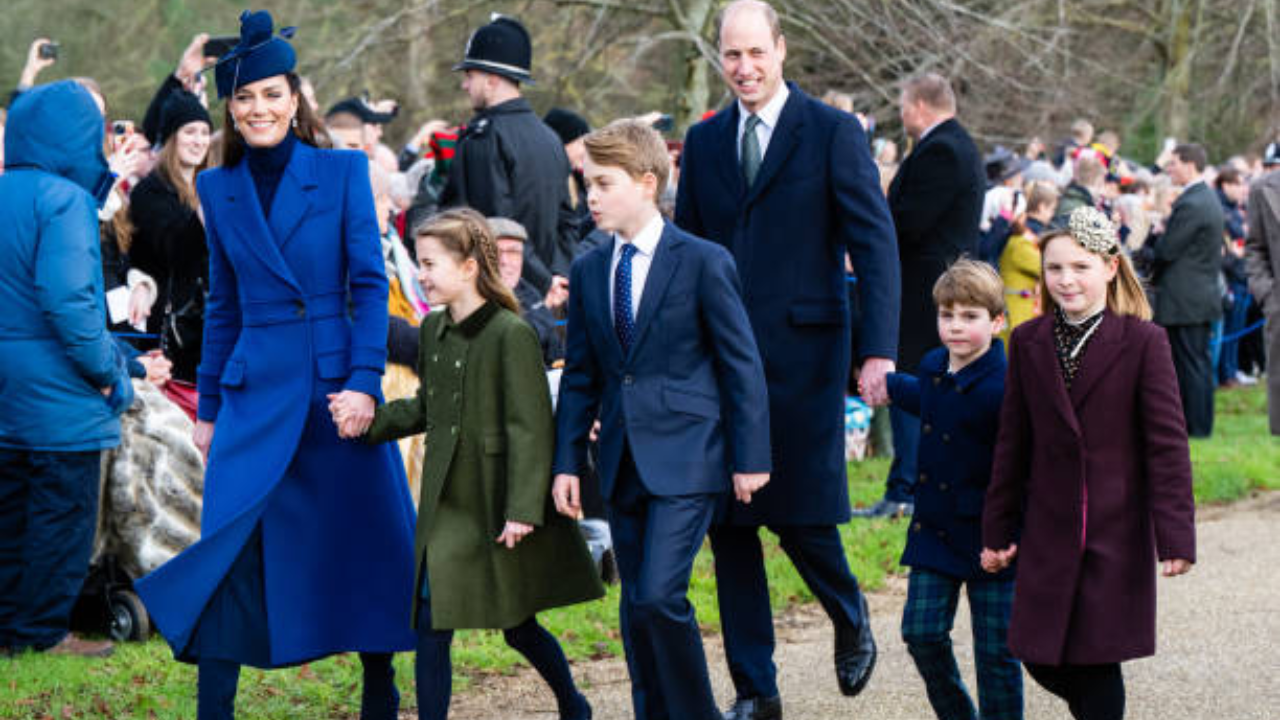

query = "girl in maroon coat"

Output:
[[981, 207, 1196, 720]]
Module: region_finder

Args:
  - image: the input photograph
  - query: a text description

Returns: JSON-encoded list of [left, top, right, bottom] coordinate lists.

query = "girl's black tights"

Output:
[[416, 608, 588, 720], [1024, 662, 1125, 720]]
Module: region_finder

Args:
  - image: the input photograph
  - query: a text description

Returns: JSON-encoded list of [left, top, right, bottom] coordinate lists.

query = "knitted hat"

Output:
[[158, 91, 212, 145], [453, 15, 533, 84], [214, 10, 297, 100], [543, 108, 589, 145]]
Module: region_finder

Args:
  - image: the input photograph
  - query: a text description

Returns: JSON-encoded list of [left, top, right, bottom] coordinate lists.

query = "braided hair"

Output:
[[414, 208, 520, 314]]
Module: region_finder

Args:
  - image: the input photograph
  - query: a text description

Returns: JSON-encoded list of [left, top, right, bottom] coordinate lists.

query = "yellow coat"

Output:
[[999, 231, 1041, 349]]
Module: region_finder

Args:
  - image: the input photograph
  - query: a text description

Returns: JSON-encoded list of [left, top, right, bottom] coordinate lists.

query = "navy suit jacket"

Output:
[[552, 221, 771, 498], [675, 82, 899, 525]]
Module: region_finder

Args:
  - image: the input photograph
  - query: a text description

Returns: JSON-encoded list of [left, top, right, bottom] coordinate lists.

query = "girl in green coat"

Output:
[[335, 208, 603, 719]]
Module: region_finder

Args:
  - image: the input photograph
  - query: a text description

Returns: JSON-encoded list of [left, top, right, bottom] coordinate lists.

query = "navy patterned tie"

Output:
[[741, 114, 762, 186], [614, 243, 638, 352]]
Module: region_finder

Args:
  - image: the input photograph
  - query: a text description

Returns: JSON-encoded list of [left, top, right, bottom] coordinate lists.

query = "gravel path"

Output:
[[440, 492, 1280, 719]]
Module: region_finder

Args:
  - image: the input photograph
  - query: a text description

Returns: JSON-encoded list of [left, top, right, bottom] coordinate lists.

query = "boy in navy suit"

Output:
[[552, 120, 771, 720], [886, 259, 1022, 720]]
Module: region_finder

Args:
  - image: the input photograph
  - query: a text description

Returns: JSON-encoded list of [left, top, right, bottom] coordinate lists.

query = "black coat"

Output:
[[128, 172, 208, 381], [1153, 182, 1225, 326], [888, 118, 985, 372], [442, 98, 578, 293]]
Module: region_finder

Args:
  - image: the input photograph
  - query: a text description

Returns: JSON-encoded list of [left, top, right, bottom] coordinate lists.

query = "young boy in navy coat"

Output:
[[552, 120, 771, 720], [886, 259, 1023, 720]]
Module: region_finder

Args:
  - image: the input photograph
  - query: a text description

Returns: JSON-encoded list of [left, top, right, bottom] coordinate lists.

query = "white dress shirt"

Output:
[[609, 212, 665, 325], [736, 83, 791, 162]]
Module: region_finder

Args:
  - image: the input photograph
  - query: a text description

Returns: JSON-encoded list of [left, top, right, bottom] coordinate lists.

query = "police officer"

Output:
[[443, 15, 578, 295]]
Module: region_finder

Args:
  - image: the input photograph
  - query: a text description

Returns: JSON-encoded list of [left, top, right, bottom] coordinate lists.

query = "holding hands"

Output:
[[981, 544, 1018, 573], [327, 390, 376, 439]]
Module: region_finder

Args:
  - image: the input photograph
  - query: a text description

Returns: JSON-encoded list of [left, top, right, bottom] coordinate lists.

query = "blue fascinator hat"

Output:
[[213, 10, 297, 100]]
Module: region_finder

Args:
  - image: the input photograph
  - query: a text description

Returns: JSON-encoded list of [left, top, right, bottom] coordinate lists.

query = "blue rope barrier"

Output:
[[1211, 319, 1265, 347], [112, 331, 160, 340]]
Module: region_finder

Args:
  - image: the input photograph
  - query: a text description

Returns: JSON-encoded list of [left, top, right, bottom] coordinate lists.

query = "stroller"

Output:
[[70, 381, 204, 642]]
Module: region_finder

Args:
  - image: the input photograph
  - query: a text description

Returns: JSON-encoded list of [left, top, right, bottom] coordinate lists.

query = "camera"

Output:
[[38, 41, 59, 60], [112, 120, 134, 137]]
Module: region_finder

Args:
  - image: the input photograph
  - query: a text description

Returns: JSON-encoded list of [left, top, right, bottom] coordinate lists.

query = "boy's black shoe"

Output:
[[724, 695, 782, 720], [851, 498, 913, 519]]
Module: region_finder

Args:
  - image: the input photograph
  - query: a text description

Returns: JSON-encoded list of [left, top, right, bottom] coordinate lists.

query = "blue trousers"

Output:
[[710, 523, 869, 700], [0, 448, 101, 650], [901, 568, 1022, 720], [610, 452, 721, 720], [1219, 289, 1252, 383], [886, 406, 922, 502]]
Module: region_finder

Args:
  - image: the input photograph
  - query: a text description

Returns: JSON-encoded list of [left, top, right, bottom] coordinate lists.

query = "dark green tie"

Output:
[[741, 114, 762, 186]]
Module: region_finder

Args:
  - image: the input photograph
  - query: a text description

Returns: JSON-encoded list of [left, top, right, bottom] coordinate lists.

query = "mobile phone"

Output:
[[38, 41, 59, 60], [112, 120, 135, 137], [651, 114, 675, 133], [203, 35, 239, 59]]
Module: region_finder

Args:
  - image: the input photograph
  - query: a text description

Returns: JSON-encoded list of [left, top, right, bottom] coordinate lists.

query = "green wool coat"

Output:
[[366, 302, 604, 630]]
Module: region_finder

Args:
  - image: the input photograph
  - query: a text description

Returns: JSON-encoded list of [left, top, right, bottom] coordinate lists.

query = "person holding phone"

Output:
[[12, 38, 57, 102], [134, 11, 417, 720]]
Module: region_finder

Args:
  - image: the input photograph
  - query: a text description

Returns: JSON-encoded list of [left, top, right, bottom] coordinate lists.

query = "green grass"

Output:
[[3, 387, 1274, 718]]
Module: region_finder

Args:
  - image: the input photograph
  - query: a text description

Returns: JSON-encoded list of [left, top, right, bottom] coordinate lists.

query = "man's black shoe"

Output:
[[851, 498, 913, 519], [834, 597, 876, 696], [724, 695, 782, 720]]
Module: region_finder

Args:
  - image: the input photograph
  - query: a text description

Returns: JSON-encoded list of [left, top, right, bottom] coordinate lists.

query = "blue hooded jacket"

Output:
[[0, 80, 132, 451]]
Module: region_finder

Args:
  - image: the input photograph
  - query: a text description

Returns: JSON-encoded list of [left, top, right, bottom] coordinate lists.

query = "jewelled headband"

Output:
[[1067, 206, 1120, 256]]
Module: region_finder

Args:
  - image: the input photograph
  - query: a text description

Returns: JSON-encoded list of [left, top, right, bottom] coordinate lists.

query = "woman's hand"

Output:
[[327, 391, 376, 439], [1162, 558, 1193, 577], [981, 544, 1018, 573], [20, 39, 56, 88], [495, 521, 534, 549], [194, 420, 215, 462]]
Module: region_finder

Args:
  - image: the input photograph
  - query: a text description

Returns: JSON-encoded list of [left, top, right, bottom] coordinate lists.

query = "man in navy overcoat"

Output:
[[673, 2, 900, 717]]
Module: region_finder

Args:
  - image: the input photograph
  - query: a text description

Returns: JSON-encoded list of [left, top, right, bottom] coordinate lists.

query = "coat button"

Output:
[[428, 389, 434, 397], [939, 482, 949, 491], [912, 522, 922, 532], [922, 423, 932, 434], [623, 375, 634, 386], [433, 354, 439, 363], [936, 529, 946, 538], [452, 392, 460, 401], [450, 426, 458, 435], [919, 472, 928, 483], [455, 360, 463, 368], [942, 433, 951, 443], [932, 377, 941, 385]]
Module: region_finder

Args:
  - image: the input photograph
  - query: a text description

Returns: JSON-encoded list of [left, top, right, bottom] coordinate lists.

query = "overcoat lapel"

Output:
[[1068, 311, 1125, 410], [270, 143, 319, 252], [224, 161, 302, 292], [1024, 318, 1082, 437], [744, 89, 804, 207], [628, 226, 682, 357], [713, 107, 747, 201]]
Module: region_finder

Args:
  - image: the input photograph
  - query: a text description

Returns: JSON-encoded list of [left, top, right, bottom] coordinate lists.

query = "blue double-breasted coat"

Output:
[[136, 142, 417, 666]]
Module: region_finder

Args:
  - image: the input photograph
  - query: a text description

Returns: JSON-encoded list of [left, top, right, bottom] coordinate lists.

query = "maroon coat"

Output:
[[983, 311, 1196, 665]]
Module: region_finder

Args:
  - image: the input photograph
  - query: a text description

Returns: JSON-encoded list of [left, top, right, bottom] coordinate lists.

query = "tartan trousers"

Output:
[[901, 567, 1023, 720]]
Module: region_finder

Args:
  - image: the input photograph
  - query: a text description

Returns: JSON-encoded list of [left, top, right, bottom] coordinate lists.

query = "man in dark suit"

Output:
[[674, 2, 900, 717], [857, 72, 985, 519], [554, 120, 771, 720], [1154, 143, 1224, 437]]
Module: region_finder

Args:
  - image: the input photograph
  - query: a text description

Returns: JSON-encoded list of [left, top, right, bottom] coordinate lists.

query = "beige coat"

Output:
[[1245, 169, 1280, 434]]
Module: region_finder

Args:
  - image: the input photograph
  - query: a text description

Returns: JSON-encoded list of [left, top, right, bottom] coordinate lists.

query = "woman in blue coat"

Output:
[[135, 12, 417, 720]]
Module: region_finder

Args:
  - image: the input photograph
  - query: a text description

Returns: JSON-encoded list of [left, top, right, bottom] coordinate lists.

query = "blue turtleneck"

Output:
[[245, 130, 297, 219]]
